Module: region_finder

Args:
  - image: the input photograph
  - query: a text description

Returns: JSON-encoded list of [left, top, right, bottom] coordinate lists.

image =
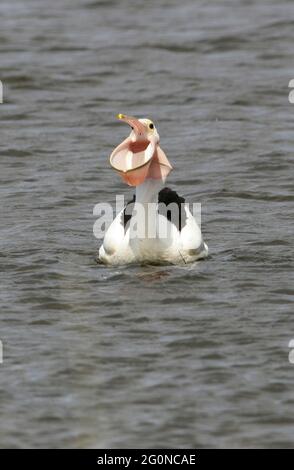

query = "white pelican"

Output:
[[98, 114, 208, 265]]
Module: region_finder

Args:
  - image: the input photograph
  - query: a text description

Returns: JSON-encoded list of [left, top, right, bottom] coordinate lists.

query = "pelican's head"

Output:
[[116, 114, 160, 143], [110, 114, 172, 186]]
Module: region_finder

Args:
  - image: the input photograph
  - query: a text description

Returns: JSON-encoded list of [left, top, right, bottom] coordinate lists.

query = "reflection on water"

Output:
[[0, 0, 294, 449]]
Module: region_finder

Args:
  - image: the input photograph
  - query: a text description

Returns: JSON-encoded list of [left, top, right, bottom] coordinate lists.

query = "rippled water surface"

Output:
[[1, 0, 294, 448]]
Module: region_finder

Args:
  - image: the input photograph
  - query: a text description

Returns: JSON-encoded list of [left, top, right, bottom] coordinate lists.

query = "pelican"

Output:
[[98, 114, 208, 265]]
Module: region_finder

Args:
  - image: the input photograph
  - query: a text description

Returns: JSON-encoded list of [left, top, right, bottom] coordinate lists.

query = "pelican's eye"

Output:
[[149, 123, 154, 130]]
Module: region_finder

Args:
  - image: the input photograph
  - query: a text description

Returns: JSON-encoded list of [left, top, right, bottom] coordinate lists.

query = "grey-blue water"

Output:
[[0, 0, 294, 448]]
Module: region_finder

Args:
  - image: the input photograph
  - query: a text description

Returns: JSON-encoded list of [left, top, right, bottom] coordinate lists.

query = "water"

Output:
[[1, 0, 294, 448]]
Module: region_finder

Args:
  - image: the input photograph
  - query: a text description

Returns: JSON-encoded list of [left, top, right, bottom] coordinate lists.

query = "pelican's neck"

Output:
[[135, 179, 163, 204], [132, 179, 163, 240]]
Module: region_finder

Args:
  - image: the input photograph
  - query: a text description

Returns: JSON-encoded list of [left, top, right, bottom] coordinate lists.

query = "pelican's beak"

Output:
[[117, 113, 146, 136], [110, 114, 173, 187]]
